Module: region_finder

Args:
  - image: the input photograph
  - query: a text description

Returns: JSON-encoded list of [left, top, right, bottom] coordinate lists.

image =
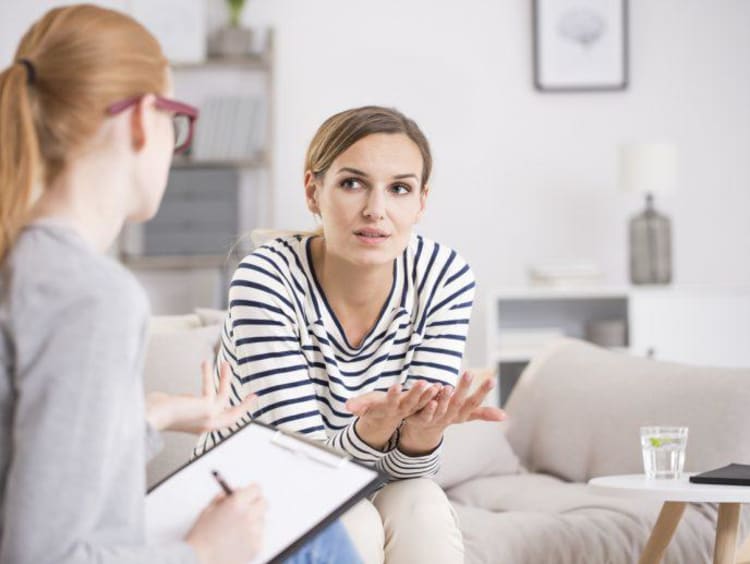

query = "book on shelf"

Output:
[[192, 96, 266, 162]]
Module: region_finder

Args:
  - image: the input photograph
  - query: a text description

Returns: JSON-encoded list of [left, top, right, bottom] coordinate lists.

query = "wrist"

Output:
[[354, 417, 401, 451], [398, 422, 443, 456]]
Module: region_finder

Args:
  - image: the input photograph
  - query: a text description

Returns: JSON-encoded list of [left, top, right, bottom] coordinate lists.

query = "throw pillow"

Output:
[[434, 420, 522, 490]]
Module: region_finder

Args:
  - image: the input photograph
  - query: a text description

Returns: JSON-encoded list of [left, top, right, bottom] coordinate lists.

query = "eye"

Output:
[[340, 178, 364, 190], [390, 183, 412, 195]]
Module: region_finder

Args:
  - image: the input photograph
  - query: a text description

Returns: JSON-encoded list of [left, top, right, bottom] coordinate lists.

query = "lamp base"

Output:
[[629, 193, 672, 285]]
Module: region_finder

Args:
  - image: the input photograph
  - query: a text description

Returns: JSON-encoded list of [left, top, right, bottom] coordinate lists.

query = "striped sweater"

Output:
[[195, 233, 475, 479]]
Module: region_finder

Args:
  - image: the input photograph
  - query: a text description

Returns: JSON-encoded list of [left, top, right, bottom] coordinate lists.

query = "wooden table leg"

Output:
[[714, 503, 742, 564], [639, 501, 687, 564]]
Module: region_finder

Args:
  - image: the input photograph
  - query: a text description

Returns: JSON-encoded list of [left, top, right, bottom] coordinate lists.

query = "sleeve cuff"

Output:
[[379, 438, 443, 479], [336, 419, 394, 463]]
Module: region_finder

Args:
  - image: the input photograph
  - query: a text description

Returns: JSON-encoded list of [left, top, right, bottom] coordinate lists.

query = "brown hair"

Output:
[[0, 4, 168, 260], [305, 106, 433, 188]]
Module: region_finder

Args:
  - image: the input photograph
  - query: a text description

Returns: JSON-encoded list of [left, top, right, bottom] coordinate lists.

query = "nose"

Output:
[[362, 187, 385, 221]]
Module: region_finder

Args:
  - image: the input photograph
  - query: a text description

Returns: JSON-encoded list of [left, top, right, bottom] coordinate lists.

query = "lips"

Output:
[[354, 229, 389, 239]]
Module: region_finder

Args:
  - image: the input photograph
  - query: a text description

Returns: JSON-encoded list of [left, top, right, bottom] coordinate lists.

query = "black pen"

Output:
[[211, 469, 234, 495]]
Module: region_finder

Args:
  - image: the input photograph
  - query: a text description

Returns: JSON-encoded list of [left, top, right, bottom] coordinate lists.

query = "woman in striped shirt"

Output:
[[197, 106, 505, 563]]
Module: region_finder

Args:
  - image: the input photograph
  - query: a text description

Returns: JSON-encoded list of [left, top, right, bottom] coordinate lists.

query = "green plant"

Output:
[[227, 0, 246, 28]]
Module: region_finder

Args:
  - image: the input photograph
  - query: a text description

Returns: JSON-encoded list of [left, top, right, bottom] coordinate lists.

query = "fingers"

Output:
[[211, 394, 256, 429], [433, 385, 453, 420], [345, 389, 395, 416], [216, 362, 231, 401], [467, 406, 507, 422], [200, 361, 214, 398], [399, 380, 439, 415], [420, 399, 439, 423], [233, 483, 264, 504], [457, 377, 495, 421], [444, 371, 473, 419], [415, 383, 440, 412]]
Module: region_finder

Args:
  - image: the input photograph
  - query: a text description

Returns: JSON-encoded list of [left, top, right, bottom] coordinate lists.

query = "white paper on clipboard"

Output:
[[145, 422, 383, 563]]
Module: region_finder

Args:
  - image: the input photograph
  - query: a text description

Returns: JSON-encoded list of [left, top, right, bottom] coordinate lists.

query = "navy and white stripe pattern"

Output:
[[195, 233, 475, 479]]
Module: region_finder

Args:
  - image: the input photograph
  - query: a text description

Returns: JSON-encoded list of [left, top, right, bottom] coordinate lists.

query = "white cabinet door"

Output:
[[629, 289, 750, 368]]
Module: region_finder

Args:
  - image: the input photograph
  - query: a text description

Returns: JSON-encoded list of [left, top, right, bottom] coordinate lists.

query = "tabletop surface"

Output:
[[588, 474, 750, 503]]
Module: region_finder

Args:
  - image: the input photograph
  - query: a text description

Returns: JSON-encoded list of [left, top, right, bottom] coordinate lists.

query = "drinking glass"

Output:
[[640, 426, 688, 479]]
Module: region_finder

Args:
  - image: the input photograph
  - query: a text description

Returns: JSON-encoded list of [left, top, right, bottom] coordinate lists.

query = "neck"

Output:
[[312, 238, 393, 311], [29, 151, 131, 254]]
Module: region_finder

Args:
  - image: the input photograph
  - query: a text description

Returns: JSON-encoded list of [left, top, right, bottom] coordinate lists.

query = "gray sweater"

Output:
[[0, 221, 196, 563]]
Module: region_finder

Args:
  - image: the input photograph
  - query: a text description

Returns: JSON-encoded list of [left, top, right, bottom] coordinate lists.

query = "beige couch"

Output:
[[144, 313, 750, 563]]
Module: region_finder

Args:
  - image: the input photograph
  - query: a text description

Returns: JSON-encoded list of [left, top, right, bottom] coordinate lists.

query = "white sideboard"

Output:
[[486, 286, 750, 406]]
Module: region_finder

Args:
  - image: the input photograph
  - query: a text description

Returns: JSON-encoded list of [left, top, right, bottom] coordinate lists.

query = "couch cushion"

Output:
[[447, 473, 743, 564], [143, 323, 222, 487], [504, 339, 750, 483], [434, 420, 522, 490]]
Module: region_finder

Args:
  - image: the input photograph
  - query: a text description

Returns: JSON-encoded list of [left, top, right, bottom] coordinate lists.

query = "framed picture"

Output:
[[533, 0, 629, 92]]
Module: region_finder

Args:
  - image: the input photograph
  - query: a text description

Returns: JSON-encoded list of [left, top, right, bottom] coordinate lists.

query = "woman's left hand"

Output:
[[398, 372, 506, 455], [146, 361, 256, 434]]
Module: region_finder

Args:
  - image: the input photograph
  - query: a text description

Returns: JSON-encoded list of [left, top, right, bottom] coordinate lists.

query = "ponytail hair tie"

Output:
[[18, 58, 36, 85]]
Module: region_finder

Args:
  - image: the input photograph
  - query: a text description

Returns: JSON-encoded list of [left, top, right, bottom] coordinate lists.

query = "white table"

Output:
[[589, 474, 750, 564]]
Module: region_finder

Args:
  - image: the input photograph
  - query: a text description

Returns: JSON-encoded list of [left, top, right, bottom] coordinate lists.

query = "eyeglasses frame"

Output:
[[106, 95, 199, 154]]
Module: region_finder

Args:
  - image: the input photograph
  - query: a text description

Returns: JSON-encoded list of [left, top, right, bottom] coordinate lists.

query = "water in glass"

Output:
[[640, 426, 688, 479]]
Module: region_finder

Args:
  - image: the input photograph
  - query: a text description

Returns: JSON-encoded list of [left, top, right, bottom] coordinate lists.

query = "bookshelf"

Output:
[[120, 31, 275, 314]]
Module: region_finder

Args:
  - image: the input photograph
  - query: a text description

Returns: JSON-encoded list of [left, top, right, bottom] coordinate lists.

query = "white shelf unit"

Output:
[[120, 33, 275, 314], [486, 287, 629, 406], [486, 286, 750, 407]]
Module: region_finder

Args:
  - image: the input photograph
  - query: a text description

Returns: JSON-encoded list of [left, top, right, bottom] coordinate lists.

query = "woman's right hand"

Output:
[[185, 484, 267, 564], [345, 380, 440, 450]]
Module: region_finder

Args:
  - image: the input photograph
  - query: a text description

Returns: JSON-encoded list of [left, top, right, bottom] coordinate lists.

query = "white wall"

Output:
[[2, 0, 749, 364]]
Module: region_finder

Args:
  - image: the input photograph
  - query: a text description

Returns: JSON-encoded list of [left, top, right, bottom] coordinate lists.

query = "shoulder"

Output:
[[3, 225, 148, 344], [236, 234, 309, 278], [407, 234, 475, 289], [229, 235, 310, 310]]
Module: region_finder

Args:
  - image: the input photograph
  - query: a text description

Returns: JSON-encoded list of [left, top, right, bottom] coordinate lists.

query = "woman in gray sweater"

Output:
[[0, 5, 358, 564]]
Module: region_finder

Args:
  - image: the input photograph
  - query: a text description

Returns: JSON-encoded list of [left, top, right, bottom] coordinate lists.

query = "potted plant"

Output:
[[209, 0, 253, 57]]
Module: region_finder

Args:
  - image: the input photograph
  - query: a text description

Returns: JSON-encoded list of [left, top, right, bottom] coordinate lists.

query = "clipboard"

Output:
[[145, 420, 386, 563]]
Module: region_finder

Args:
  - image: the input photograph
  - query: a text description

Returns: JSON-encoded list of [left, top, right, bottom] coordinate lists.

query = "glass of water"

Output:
[[640, 426, 688, 479]]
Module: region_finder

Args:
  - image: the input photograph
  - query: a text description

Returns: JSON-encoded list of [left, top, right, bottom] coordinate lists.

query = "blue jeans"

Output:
[[284, 520, 362, 564]]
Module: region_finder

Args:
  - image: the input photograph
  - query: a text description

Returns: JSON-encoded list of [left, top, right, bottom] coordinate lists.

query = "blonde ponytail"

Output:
[[0, 62, 41, 260]]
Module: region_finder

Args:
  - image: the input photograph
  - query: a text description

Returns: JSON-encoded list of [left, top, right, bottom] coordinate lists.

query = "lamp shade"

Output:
[[618, 143, 678, 195]]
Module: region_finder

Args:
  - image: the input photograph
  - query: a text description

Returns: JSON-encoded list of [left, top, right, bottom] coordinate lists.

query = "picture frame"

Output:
[[533, 0, 629, 92]]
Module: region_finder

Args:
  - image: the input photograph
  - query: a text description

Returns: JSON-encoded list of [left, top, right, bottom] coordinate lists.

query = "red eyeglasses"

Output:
[[106, 95, 199, 154]]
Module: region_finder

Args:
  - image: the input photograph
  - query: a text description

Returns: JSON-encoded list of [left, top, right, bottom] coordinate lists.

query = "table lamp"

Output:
[[619, 143, 677, 285]]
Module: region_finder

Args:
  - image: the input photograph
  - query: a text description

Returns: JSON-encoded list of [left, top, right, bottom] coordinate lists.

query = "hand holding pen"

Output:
[[185, 471, 267, 564]]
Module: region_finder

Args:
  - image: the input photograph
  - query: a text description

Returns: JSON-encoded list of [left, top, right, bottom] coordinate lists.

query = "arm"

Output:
[[1, 289, 196, 564]]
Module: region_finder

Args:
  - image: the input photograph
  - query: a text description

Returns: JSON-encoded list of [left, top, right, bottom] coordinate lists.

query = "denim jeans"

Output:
[[284, 520, 362, 564]]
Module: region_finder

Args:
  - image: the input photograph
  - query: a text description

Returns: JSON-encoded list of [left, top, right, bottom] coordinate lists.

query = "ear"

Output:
[[415, 184, 430, 223], [129, 94, 156, 152], [304, 170, 320, 214]]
